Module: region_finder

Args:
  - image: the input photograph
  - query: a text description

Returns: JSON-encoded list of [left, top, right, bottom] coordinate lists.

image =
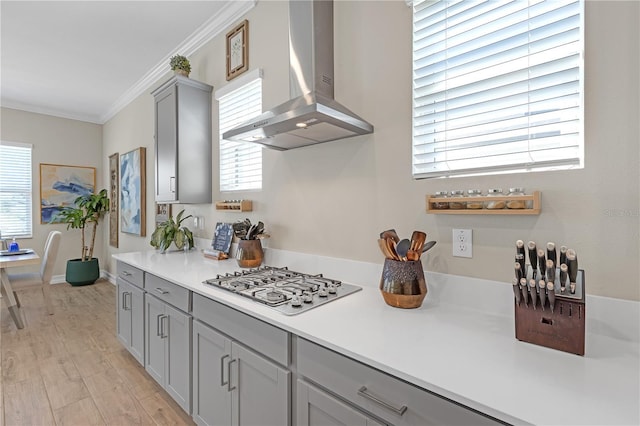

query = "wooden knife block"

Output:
[[514, 270, 585, 356]]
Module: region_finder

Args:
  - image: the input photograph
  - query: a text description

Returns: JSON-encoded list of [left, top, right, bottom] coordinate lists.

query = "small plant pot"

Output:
[[66, 258, 100, 286], [174, 69, 189, 77], [379, 258, 427, 308], [236, 239, 263, 268]]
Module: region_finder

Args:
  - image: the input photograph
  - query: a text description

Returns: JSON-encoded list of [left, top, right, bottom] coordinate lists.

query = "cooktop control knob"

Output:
[[328, 284, 337, 295], [302, 292, 313, 304], [318, 288, 328, 297], [291, 295, 302, 307]]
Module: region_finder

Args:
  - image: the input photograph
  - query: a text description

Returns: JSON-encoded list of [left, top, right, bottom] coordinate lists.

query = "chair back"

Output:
[[40, 231, 62, 284]]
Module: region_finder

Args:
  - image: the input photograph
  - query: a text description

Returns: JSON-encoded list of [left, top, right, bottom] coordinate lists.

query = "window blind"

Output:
[[0, 142, 33, 238], [218, 76, 263, 191], [412, 0, 583, 178]]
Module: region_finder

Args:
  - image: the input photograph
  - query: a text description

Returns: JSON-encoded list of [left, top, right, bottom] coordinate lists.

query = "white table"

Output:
[[0, 250, 40, 329]]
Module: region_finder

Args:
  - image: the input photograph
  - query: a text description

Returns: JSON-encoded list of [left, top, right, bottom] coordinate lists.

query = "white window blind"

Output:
[[218, 73, 262, 191], [413, 0, 583, 178], [0, 142, 33, 238]]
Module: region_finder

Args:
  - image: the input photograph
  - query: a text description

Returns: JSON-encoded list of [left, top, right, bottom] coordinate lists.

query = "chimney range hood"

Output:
[[222, 0, 373, 150]]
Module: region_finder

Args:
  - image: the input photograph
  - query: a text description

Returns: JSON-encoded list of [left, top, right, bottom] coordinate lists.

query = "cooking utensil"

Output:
[[529, 279, 538, 310], [567, 249, 578, 294], [559, 245, 568, 266], [538, 280, 547, 310], [516, 240, 525, 258], [395, 239, 411, 261], [546, 259, 555, 283], [406, 249, 420, 261], [512, 278, 521, 305], [410, 231, 427, 253], [547, 282, 556, 312], [514, 262, 523, 282], [537, 249, 546, 281], [547, 242, 557, 268], [515, 253, 526, 278], [559, 264, 568, 292], [421, 240, 437, 253], [386, 238, 400, 261], [520, 278, 529, 307], [380, 229, 400, 243], [527, 241, 538, 276], [378, 239, 393, 259]]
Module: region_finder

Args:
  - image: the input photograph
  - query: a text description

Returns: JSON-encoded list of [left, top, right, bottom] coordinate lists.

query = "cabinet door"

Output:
[[297, 380, 385, 426], [129, 283, 145, 365], [155, 86, 178, 202], [165, 303, 192, 413], [193, 321, 233, 426], [116, 279, 132, 348], [231, 343, 290, 426], [145, 294, 166, 386]]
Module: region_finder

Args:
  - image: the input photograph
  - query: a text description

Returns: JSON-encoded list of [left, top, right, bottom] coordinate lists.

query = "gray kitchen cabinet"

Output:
[[297, 380, 385, 426], [145, 293, 192, 413], [297, 338, 503, 426], [151, 75, 213, 204], [116, 262, 144, 365]]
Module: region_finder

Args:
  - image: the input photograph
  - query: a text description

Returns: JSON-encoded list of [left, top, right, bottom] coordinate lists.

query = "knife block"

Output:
[[514, 270, 585, 356]]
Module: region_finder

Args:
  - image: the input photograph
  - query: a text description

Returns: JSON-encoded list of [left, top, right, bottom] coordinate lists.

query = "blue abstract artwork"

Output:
[[120, 147, 146, 236], [40, 164, 95, 224]]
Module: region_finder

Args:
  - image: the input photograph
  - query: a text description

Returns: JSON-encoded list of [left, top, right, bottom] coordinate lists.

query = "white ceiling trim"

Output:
[[100, 0, 257, 124], [0, 99, 104, 124]]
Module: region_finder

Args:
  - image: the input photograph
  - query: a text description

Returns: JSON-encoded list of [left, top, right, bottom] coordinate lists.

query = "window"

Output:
[[217, 69, 263, 191], [412, 0, 583, 178], [0, 142, 33, 238]]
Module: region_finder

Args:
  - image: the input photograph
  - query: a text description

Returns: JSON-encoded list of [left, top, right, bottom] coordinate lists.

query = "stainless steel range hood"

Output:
[[222, 0, 373, 150]]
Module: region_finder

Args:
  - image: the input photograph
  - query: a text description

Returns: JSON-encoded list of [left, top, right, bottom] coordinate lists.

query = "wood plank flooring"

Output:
[[0, 280, 195, 426]]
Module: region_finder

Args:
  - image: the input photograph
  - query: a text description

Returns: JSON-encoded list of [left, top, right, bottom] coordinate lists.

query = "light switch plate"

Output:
[[453, 229, 472, 258]]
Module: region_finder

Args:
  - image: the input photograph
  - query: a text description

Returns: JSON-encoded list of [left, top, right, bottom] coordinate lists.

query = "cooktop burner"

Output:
[[203, 266, 361, 315]]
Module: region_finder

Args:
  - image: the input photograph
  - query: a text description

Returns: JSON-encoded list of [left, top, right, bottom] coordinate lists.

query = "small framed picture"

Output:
[[226, 20, 249, 81], [155, 203, 171, 226]]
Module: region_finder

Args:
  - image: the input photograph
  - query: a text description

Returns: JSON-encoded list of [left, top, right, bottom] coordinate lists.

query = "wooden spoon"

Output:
[[406, 249, 420, 261], [410, 231, 427, 253], [386, 238, 400, 261], [378, 238, 393, 259], [380, 229, 400, 243]]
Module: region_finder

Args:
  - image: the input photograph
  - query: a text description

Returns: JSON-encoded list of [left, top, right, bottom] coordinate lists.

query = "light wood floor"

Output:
[[0, 280, 195, 426]]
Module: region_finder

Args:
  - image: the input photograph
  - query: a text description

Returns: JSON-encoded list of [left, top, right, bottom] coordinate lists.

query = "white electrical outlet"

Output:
[[453, 229, 473, 258]]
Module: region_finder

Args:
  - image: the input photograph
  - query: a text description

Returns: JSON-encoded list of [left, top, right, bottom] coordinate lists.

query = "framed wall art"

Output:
[[155, 203, 172, 227], [109, 153, 119, 247], [226, 20, 249, 81], [40, 163, 95, 224], [120, 147, 146, 236]]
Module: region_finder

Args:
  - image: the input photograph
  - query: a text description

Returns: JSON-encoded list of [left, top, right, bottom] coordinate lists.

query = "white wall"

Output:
[[98, 0, 637, 301], [0, 107, 103, 276]]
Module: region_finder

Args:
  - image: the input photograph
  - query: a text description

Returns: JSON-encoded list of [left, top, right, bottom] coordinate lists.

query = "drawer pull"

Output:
[[220, 354, 230, 387], [121, 271, 132, 276], [358, 386, 408, 416], [227, 358, 237, 392], [155, 288, 169, 295]]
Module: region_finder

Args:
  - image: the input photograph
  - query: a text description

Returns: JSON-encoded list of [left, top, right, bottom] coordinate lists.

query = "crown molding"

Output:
[[1, 100, 102, 124], [100, 0, 257, 124]]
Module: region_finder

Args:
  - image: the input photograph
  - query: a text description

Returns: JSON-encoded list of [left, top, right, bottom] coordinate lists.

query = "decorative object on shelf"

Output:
[[120, 147, 146, 236], [155, 203, 171, 227], [170, 54, 191, 77], [109, 153, 119, 247], [511, 240, 585, 355], [377, 229, 432, 308], [150, 209, 194, 253], [54, 189, 109, 286], [211, 222, 233, 257], [215, 199, 252, 212], [232, 218, 265, 268], [226, 20, 248, 80], [40, 163, 96, 224], [426, 191, 541, 215]]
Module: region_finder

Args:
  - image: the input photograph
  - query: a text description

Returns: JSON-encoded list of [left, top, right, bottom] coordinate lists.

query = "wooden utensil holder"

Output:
[[514, 270, 585, 355]]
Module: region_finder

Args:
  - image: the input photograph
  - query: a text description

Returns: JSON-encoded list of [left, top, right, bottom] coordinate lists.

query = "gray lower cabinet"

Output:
[[116, 263, 144, 366], [192, 319, 290, 426], [297, 380, 385, 426], [145, 293, 192, 413]]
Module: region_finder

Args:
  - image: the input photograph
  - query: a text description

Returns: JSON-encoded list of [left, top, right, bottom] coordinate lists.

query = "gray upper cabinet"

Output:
[[152, 75, 213, 204]]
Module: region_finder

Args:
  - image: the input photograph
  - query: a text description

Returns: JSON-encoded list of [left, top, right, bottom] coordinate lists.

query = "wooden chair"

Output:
[[9, 230, 62, 315]]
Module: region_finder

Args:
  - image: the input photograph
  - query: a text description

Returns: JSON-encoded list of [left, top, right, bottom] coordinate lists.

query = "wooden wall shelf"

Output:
[[426, 191, 541, 215], [215, 200, 252, 212]]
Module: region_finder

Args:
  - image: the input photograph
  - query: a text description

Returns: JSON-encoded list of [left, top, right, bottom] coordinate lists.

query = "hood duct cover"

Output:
[[223, 0, 373, 150]]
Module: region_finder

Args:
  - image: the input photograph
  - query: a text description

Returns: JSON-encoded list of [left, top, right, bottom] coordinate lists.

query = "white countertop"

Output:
[[113, 249, 640, 425]]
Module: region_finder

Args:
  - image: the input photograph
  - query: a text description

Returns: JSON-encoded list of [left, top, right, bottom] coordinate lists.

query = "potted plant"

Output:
[[232, 218, 266, 268], [170, 54, 191, 77], [150, 209, 194, 253], [54, 189, 110, 286]]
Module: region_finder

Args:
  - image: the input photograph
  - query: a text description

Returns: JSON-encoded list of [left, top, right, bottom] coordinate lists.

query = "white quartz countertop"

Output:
[[113, 249, 640, 425]]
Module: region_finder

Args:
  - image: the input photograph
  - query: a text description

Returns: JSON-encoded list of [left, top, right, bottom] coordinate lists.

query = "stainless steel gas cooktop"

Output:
[[203, 266, 361, 315]]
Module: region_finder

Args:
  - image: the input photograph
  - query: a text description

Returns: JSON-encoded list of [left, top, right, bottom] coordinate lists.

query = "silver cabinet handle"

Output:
[[170, 177, 176, 193], [358, 386, 408, 416], [220, 354, 230, 387], [121, 271, 132, 276], [227, 358, 237, 392], [121, 292, 128, 310], [155, 288, 169, 295], [124, 292, 131, 311], [156, 314, 162, 337], [160, 315, 168, 338]]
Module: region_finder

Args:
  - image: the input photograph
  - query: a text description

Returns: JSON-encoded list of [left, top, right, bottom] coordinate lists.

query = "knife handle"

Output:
[[547, 282, 556, 313], [559, 264, 568, 292], [537, 249, 546, 281], [512, 278, 522, 305], [538, 280, 547, 310], [520, 278, 529, 307], [559, 245, 568, 266], [529, 279, 537, 310], [515, 254, 526, 278], [527, 241, 537, 272], [566, 249, 578, 283], [515, 262, 523, 282], [545, 259, 555, 283], [546, 242, 557, 268]]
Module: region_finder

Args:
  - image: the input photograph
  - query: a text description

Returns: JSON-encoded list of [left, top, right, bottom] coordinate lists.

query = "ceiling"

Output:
[[1, 1, 255, 124]]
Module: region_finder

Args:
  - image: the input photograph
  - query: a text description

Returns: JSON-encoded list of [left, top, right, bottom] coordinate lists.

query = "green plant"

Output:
[[150, 209, 194, 252], [232, 218, 265, 240], [54, 189, 110, 261], [169, 55, 191, 74]]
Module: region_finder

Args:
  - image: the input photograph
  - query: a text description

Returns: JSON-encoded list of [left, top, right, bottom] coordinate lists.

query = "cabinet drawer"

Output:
[[117, 261, 144, 289], [145, 274, 190, 312], [297, 338, 503, 426], [192, 293, 289, 366]]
